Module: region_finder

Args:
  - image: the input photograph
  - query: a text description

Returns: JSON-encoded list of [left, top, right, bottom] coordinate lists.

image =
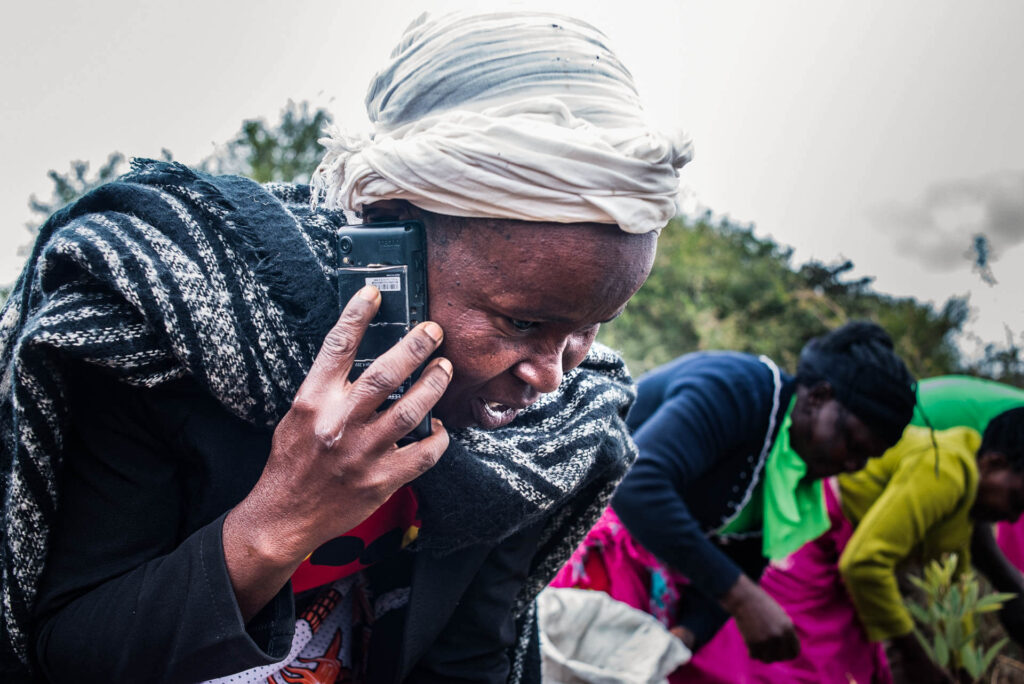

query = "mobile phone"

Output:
[[337, 220, 430, 441]]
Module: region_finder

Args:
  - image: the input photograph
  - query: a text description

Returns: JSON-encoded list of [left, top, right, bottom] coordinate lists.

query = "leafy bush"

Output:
[[906, 554, 1015, 682], [598, 215, 968, 379]]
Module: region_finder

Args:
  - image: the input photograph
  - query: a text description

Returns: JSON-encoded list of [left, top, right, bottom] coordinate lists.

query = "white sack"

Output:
[[538, 587, 691, 684]]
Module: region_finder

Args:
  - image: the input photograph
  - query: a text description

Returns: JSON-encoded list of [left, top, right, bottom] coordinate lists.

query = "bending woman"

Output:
[[552, 322, 916, 666], [913, 376, 1024, 645]]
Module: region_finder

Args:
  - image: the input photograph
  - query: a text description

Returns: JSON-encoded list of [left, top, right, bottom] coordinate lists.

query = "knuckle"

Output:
[[414, 435, 447, 472], [288, 395, 318, 418], [404, 330, 435, 359], [422, 370, 449, 395], [393, 401, 423, 431], [416, 448, 440, 473], [360, 366, 401, 395], [313, 421, 344, 449], [365, 473, 396, 501], [313, 429, 336, 449], [320, 326, 359, 360], [397, 444, 441, 478]]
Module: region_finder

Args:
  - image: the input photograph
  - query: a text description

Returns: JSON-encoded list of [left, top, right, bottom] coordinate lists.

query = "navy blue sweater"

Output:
[[612, 352, 794, 643]]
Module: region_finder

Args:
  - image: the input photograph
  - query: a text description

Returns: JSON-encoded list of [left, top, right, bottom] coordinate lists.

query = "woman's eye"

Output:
[[509, 318, 538, 332]]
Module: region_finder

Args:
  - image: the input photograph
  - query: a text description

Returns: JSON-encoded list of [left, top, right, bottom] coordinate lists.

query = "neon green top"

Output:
[[837, 425, 980, 641], [718, 397, 830, 561], [913, 375, 1024, 433]]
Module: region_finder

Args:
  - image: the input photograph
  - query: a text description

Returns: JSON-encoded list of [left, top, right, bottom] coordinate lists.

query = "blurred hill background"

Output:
[[9, 100, 1021, 387]]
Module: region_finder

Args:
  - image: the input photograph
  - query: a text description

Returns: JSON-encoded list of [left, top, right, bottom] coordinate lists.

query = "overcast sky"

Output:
[[3, 0, 1023, 354]]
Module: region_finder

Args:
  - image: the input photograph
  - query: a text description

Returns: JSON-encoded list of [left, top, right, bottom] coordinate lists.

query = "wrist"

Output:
[[222, 498, 310, 624], [224, 495, 313, 571], [720, 573, 758, 614]]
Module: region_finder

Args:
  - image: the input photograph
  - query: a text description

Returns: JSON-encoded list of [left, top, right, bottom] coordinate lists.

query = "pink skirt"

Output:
[[679, 481, 891, 683], [997, 519, 1024, 571]]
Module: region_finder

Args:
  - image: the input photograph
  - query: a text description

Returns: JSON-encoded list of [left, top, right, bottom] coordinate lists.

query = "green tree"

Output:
[[969, 331, 1024, 388], [598, 214, 969, 380], [24, 100, 330, 237], [964, 235, 1024, 386], [24, 149, 177, 238], [25, 152, 127, 237], [201, 99, 331, 183], [10, 101, 331, 308]]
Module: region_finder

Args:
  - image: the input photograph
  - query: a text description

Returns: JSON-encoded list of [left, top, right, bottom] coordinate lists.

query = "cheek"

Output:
[[563, 329, 599, 371], [808, 417, 832, 453], [433, 316, 516, 386], [817, 407, 845, 451], [998, 473, 1024, 513], [440, 335, 502, 385], [979, 473, 1017, 518]]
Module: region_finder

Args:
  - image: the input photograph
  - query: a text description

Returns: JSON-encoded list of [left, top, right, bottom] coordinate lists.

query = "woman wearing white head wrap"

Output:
[[10, 10, 691, 684], [311, 11, 693, 233]]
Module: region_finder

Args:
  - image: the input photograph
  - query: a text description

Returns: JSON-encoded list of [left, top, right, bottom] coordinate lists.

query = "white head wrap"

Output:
[[310, 11, 693, 234]]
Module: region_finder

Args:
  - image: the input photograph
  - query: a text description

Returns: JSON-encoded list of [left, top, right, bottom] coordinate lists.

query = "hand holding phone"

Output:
[[224, 286, 451, 619]]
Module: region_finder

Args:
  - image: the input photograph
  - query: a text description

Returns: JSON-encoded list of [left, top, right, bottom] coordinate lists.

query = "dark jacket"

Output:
[[612, 351, 794, 645], [8, 161, 628, 683], [32, 364, 537, 683]]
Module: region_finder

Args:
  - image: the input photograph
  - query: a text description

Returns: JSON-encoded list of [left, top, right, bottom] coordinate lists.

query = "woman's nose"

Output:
[[513, 347, 566, 395]]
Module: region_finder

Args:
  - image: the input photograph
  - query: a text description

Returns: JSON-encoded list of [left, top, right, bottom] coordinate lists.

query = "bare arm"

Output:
[[971, 524, 1024, 594], [971, 524, 1024, 645]]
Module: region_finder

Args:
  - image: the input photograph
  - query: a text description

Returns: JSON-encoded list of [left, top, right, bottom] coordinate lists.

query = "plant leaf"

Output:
[[949, 585, 962, 619], [947, 618, 963, 651], [934, 631, 949, 666], [959, 644, 981, 678], [907, 602, 930, 624], [908, 575, 931, 593], [981, 637, 1010, 673], [913, 629, 936, 661], [965, 580, 978, 611], [976, 592, 1017, 610]]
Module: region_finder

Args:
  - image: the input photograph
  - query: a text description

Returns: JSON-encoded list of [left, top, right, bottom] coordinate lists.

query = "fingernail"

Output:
[[436, 358, 453, 377], [358, 285, 379, 302], [422, 322, 443, 342]]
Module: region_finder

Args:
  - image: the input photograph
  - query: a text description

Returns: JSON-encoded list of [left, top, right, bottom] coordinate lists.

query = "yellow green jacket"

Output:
[[837, 425, 980, 642]]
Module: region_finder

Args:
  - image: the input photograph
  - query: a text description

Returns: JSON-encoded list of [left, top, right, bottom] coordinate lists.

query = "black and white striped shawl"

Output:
[[0, 160, 637, 680]]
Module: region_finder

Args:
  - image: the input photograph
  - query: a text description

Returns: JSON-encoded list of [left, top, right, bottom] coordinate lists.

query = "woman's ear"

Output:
[[793, 382, 830, 422], [362, 200, 415, 224], [806, 382, 834, 408]]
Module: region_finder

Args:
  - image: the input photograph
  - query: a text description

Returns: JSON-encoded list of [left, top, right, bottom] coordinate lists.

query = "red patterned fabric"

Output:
[[291, 487, 420, 594], [551, 506, 688, 627]]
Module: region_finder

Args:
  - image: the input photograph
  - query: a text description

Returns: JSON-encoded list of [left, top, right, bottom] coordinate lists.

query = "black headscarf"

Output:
[[797, 321, 917, 445]]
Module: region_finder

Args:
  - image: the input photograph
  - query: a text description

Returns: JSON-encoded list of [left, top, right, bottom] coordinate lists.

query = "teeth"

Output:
[[485, 401, 504, 411]]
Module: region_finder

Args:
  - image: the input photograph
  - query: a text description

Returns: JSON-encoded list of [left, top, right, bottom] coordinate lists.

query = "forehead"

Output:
[[428, 219, 655, 317], [430, 217, 652, 265]]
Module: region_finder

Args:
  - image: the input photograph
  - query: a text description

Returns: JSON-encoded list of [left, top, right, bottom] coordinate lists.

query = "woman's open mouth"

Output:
[[472, 397, 521, 430]]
